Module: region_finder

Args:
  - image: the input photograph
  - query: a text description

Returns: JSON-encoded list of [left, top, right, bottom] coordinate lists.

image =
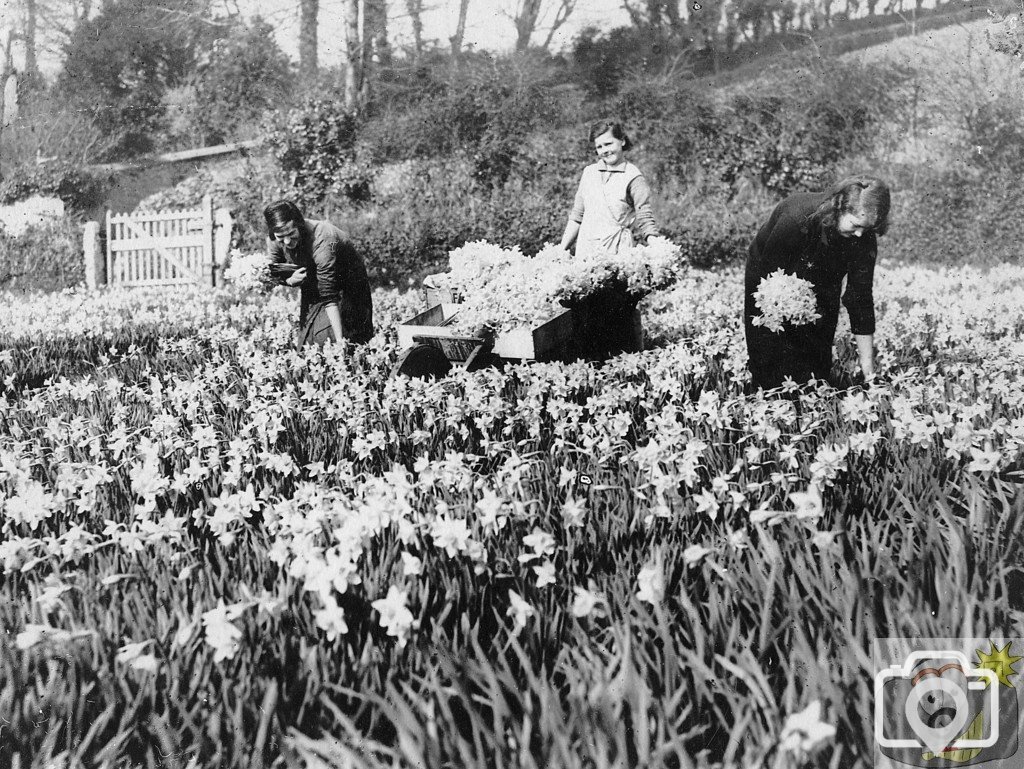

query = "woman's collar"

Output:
[[600, 160, 628, 173]]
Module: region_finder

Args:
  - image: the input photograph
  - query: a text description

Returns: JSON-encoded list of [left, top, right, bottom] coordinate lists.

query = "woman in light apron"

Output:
[[558, 120, 660, 258], [558, 120, 660, 358]]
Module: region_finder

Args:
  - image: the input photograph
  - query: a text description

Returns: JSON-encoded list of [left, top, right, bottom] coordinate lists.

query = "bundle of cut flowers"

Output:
[[436, 238, 683, 335], [554, 236, 684, 306], [449, 244, 572, 335], [224, 250, 299, 293], [751, 269, 821, 333], [430, 241, 520, 300]]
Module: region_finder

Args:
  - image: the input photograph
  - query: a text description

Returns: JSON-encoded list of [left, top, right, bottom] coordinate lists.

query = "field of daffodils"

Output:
[[2, 262, 1023, 768]]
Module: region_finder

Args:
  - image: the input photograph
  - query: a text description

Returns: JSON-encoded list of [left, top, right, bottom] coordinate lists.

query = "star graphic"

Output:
[[975, 641, 1022, 688]]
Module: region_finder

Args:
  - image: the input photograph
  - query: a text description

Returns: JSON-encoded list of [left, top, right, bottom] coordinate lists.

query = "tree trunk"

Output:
[[450, 0, 470, 56], [343, 0, 361, 109], [515, 0, 543, 51], [361, 0, 388, 102], [24, 0, 38, 81], [299, 0, 319, 80], [405, 0, 424, 55]]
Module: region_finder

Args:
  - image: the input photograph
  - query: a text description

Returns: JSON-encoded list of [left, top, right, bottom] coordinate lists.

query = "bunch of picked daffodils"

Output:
[[434, 238, 682, 335], [751, 269, 821, 333], [224, 251, 298, 293], [554, 236, 684, 306]]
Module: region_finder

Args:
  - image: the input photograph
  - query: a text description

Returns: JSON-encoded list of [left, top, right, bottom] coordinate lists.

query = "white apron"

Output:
[[575, 161, 642, 259]]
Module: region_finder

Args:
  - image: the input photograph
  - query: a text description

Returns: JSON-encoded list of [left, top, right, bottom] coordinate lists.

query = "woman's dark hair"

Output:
[[263, 199, 305, 233], [810, 175, 891, 237], [588, 119, 632, 151]]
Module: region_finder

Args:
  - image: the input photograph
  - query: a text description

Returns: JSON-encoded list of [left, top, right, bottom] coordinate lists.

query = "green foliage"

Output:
[[56, 0, 216, 159], [136, 158, 287, 253], [193, 18, 294, 145], [572, 25, 690, 99], [329, 154, 572, 285], [361, 53, 575, 187], [608, 56, 909, 197], [268, 100, 370, 207], [965, 96, 1024, 173], [987, 9, 1024, 63], [0, 219, 83, 292], [0, 164, 107, 212], [887, 163, 1024, 267], [713, 56, 908, 195]]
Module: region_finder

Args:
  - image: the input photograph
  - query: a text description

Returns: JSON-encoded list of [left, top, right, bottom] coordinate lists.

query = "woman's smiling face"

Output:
[[273, 221, 300, 250], [837, 211, 874, 238], [594, 130, 625, 167]]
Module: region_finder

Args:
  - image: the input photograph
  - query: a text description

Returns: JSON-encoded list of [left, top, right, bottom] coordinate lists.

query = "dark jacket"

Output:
[[744, 191, 877, 389], [268, 219, 374, 345]]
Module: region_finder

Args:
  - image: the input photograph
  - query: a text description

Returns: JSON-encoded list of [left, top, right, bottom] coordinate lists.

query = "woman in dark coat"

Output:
[[744, 175, 891, 390], [264, 199, 374, 351]]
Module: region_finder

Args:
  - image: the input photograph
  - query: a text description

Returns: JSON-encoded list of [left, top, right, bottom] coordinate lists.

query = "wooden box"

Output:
[[422, 273, 460, 306], [397, 303, 579, 362]]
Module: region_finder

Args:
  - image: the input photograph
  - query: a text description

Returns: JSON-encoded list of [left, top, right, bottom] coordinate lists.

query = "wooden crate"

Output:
[[397, 304, 579, 363], [396, 303, 463, 349], [491, 309, 577, 361], [422, 273, 460, 306]]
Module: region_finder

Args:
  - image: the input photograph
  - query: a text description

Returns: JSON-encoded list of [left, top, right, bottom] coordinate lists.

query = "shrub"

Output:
[[55, 0, 212, 159], [327, 153, 571, 285], [886, 164, 1024, 266], [609, 75, 723, 186], [267, 100, 370, 206], [136, 157, 287, 253], [0, 219, 84, 293], [702, 55, 912, 196], [0, 164, 108, 212], [360, 52, 576, 187], [194, 17, 294, 145], [964, 96, 1024, 173], [572, 25, 692, 99]]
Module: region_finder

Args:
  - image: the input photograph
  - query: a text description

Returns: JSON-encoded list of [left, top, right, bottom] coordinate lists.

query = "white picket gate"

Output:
[[104, 195, 230, 288]]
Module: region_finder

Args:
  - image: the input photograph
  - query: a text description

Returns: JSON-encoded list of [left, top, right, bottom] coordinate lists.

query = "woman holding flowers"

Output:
[[744, 175, 890, 390], [559, 120, 660, 258], [264, 199, 374, 351]]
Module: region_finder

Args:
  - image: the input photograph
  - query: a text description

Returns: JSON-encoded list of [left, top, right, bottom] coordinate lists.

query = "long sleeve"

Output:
[[626, 175, 659, 239], [266, 237, 290, 285], [842, 237, 877, 335], [569, 173, 586, 224], [311, 229, 341, 302]]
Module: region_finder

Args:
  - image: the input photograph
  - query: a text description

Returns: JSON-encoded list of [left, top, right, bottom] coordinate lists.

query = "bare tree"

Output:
[[299, 0, 318, 79], [540, 0, 576, 48], [622, 0, 681, 28], [512, 0, 577, 51], [621, 0, 644, 26], [450, 0, 469, 56]]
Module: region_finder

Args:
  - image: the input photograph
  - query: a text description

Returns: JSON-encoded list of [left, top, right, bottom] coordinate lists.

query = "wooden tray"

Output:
[[397, 303, 579, 362]]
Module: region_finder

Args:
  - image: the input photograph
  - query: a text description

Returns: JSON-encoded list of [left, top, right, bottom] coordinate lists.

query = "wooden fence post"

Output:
[[83, 221, 103, 289], [213, 207, 233, 287], [105, 209, 114, 287], [202, 195, 215, 287]]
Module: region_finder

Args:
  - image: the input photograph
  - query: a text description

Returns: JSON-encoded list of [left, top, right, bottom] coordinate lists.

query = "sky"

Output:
[[242, 0, 633, 64]]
